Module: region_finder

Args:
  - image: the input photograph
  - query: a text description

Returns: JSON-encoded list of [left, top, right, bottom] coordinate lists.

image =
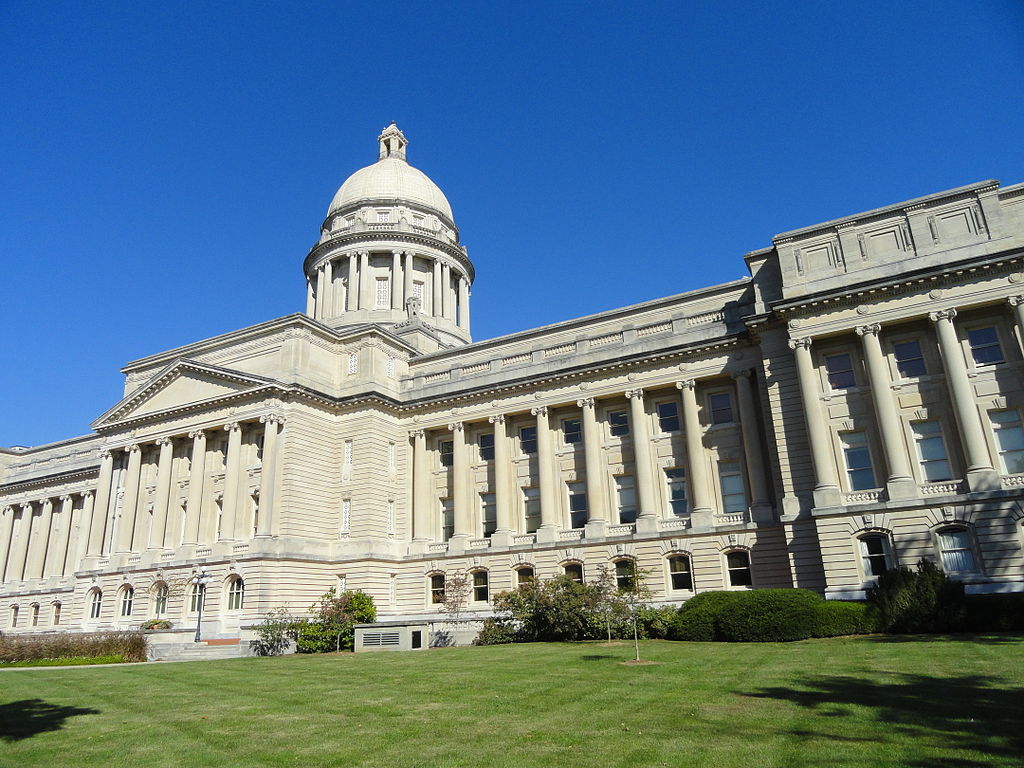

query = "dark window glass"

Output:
[[516, 567, 534, 586], [615, 560, 635, 590], [439, 440, 454, 468], [893, 340, 927, 378], [520, 426, 537, 455], [568, 484, 588, 529], [968, 327, 1004, 365], [860, 535, 892, 576], [726, 551, 752, 586], [478, 433, 495, 461], [657, 402, 680, 432], [665, 468, 687, 516], [709, 393, 734, 424], [430, 574, 445, 604], [668, 556, 693, 591], [825, 353, 856, 389], [481, 493, 496, 537], [563, 419, 582, 444], [564, 563, 583, 583], [473, 571, 489, 602], [609, 410, 630, 437]]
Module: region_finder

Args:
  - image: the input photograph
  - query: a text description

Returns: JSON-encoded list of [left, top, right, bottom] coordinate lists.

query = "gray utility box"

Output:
[[354, 621, 430, 652]]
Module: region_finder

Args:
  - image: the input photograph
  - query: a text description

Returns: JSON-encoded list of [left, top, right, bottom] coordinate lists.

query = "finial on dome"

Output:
[[378, 122, 408, 161]]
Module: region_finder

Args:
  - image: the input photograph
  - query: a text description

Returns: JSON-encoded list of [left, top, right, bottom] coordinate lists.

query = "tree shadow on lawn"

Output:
[[744, 673, 1022, 767], [0, 699, 100, 742], [861, 633, 1023, 645]]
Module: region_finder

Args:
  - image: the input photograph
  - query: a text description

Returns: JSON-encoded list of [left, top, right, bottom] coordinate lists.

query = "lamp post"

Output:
[[190, 568, 213, 643]]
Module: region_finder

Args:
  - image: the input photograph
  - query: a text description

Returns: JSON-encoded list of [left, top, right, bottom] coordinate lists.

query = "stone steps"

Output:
[[149, 639, 252, 662]]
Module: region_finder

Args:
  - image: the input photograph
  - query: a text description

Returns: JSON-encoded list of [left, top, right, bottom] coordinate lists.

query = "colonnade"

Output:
[[788, 299, 1024, 503], [0, 492, 93, 583], [307, 249, 470, 329], [409, 375, 772, 544]]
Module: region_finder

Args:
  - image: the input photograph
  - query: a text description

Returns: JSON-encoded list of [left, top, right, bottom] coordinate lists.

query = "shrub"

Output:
[[635, 605, 680, 640], [474, 617, 519, 646], [250, 607, 295, 656], [867, 559, 965, 633], [715, 589, 823, 642], [0, 631, 147, 663], [294, 589, 376, 653], [668, 591, 743, 641], [140, 619, 172, 631], [963, 593, 1024, 632], [811, 600, 879, 637]]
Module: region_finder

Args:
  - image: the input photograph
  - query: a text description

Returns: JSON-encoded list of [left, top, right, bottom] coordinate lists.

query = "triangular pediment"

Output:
[[93, 360, 279, 428]]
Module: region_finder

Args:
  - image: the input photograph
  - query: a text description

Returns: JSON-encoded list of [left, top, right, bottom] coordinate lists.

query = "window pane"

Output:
[[479, 433, 495, 461], [825, 354, 856, 389], [709, 393, 734, 424], [968, 327, 1004, 365], [520, 426, 537, 454], [893, 341, 927, 378], [727, 551, 752, 586], [657, 402, 680, 432], [669, 556, 693, 590], [609, 410, 630, 437], [563, 419, 582, 444], [616, 477, 636, 523], [439, 440, 453, 467]]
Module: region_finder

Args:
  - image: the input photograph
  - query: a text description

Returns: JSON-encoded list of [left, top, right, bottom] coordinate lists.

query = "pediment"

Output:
[[93, 360, 278, 428]]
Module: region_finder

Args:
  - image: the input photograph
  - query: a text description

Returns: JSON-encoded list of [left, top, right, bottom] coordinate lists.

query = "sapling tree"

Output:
[[618, 560, 653, 661], [594, 564, 623, 644], [440, 569, 471, 645]]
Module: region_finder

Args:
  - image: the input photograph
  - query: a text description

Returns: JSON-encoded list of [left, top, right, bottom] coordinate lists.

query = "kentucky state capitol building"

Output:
[[3, 123, 1024, 647]]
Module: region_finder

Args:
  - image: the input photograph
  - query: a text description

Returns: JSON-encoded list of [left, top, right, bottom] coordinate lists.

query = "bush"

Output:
[[294, 589, 376, 653], [474, 617, 519, 646], [811, 600, 879, 637], [140, 619, 172, 631], [715, 589, 823, 642], [668, 591, 743, 641], [867, 559, 966, 633], [250, 607, 295, 656], [0, 631, 148, 663], [963, 593, 1024, 632], [635, 605, 679, 640]]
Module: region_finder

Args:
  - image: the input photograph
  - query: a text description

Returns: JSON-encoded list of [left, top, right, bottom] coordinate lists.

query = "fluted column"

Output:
[[677, 380, 715, 526], [403, 252, 414, 307], [392, 251, 404, 310], [116, 444, 142, 553], [533, 406, 559, 540], [1009, 296, 1024, 352], [45, 496, 73, 577], [324, 260, 336, 318], [432, 259, 443, 317], [441, 263, 452, 319], [788, 338, 842, 506], [220, 423, 242, 541], [857, 324, 916, 499], [315, 263, 327, 320], [411, 430, 431, 542], [25, 498, 52, 580], [88, 450, 115, 556], [489, 415, 516, 539], [578, 398, 609, 535], [148, 437, 174, 549], [74, 491, 94, 568], [930, 309, 998, 490], [0, 506, 15, 583], [8, 504, 33, 581], [732, 370, 773, 521], [256, 415, 283, 537], [448, 423, 473, 544], [626, 390, 659, 532], [359, 251, 372, 309], [457, 276, 470, 330], [183, 430, 207, 545], [347, 252, 359, 311]]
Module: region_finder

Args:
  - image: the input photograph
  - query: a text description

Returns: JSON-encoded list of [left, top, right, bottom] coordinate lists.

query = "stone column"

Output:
[[441, 263, 453, 319], [305, 277, 315, 316], [220, 423, 243, 541], [25, 498, 52, 580], [578, 398, 609, 536], [457, 276, 470, 330], [448, 423, 473, 545], [88, 450, 115, 556], [323, 260, 335, 319], [533, 406, 559, 541], [489, 414, 515, 544], [677, 380, 715, 527], [8, 504, 33, 581], [148, 437, 174, 549], [256, 415, 283, 537], [73, 492, 94, 569], [0, 506, 15, 583], [857, 324, 916, 499], [626, 390, 659, 532], [432, 259, 443, 317], [347, 252, 359, 311], [410, 430, 431, 543], [732, 370, 773, 521], [788, 338, 842, 506], [1009, 296, 1024, 352], [315, 263, 327, 320], [359, 251, 372, 309], [183, 430, 207, 545], [46, 495, 74, 577], [116, 444, 142, 553], [403, 252, 414, 306], [392, 251, 404, 310], [930, 309, 999, 490]]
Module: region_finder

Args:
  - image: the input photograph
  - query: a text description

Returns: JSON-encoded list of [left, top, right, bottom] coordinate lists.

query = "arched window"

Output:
[[614, 559, 636, 591], [725, 550, 752, 587], [10, 605, 19, 628], [120, 587, 135, 617], [514, 566, 534, 587], [859, 533, 894, 577], [89, 589, 102, 619], [563, 562, 584, 583], [189, 584, 204, 613], [30, 603, 40, 627], [937, 527, 978, 573], [429, 573, 445, 604], [153, 583, 169, 617], [52, 601, 62, 626], [471, 571, 489, 602], [227, 577, 245, 611], [667, 555, 693, 591]]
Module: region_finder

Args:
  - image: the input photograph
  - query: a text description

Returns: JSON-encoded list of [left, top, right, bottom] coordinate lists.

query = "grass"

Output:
[[0, 636, 1021, 767]]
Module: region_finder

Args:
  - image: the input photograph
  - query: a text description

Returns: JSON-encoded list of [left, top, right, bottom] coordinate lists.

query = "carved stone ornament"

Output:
[[675, 379, 695, 391], [576, 397, 595, 409], [855, 323, 882, 337], [856, 305, 869, 316], [787, 337, 813, 350], [728, 534, 738, 545], [447, 422, 463, 433], [1009, 273, 1024, 284], [928, 308, 957, 323], [578, 382, 590, 391], [1008, 295, 1024, 307], [531, 406, 548, 417], [627, 372, 638, 382], [788, 319, 803, 329], [488, 414, 505, 425], [929, 289, 945, 301]]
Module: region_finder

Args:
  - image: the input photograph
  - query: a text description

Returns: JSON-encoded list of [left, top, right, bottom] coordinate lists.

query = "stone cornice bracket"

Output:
[[224, 422, 241, 433], [530, 406, 548, 417], [447, 422, 463, 432], [929, 308, 957, 323], [1008, 295, 1024, 307], [675, 379, 696, 391], [487, 414, 505, 425], [576, 397, 595, 409], [787, 337, 813, 351], [855, 323, 882, 337], [259, 413, 285, 426], [188, 429, 205, 439]]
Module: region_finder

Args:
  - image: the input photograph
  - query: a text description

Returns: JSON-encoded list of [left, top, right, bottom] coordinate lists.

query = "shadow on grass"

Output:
[[0, 699, 100, 741], [745, 674, 1022, 767], [861, 633, 1023, 645], [581, 655, 618, 661]]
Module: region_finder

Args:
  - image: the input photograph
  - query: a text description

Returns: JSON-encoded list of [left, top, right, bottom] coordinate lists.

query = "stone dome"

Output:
[[327, 123, 454, 222]]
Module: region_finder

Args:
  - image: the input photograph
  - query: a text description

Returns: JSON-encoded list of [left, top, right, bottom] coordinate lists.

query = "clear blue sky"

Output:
[[2, 1, 1023, 447]]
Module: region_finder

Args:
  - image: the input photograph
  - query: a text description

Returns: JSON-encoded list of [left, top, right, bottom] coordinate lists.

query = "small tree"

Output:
[[440, 569, 471, 645], [294, 589, 376, 653], [250, 607, 295, 656], [594, 564, 625, 644], [617, 561, 653, 661]]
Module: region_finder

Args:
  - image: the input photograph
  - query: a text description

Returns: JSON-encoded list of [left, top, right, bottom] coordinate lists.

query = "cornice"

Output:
[[0, 468, 98, 496], [304, 231, 474, 282]]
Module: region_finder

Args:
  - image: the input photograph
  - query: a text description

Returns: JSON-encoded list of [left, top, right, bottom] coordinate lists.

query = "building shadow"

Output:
[[743, 673, 1022, 767], [0, 699, 100, 742], [860, 633, 1023, 645]]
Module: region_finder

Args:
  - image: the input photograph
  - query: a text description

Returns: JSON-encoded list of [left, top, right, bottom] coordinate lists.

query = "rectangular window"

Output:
[[523, 488, 541, 533], [609, 410, 629, 437], [615, 475, 637, 524], [412, 281, 424, 300], [440, 499, 454, 541], [375, 278, 390, 309], [657, 401, 680, 433], [567, 481, 588, 529], [473, 571, 489, 602], [967, 326, 1004, 366], [665, 467, 688, 516], [938, 528, 978, 573], [668, 556, 693, 591], [990, 410, 1024, 474], [562, 418, 582, 444], [824, 353, 856, 390], [480, 493, 496, 537], [519, 426, 537, 455], [439, 439, 454, 468], [479, 433, 495, 461], [840, 431, 877, 491], [860, 535, 893, 577], [893, 340, 927, 378], [911, 421, 952, 482], [708, 393, 734, 424], [718, 461, 747, 513]]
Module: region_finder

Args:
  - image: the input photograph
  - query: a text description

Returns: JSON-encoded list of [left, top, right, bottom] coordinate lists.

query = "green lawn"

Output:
[[1, 636, 1021, 767]]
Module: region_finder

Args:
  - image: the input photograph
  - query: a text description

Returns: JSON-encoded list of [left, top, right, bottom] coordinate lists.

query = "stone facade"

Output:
[[3, 123, 1024, 645]]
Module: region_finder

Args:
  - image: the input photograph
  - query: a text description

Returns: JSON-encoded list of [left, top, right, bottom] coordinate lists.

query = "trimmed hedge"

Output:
[[0, 631, 148, 663], [811, 600, 879, 637]]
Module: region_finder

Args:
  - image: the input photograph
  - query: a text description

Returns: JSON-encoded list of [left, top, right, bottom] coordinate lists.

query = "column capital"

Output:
[[21, 502, 33, 511], [855, 323, 882, 337], [156, 436, 173, 448], [223, 422, 241, 433], [576, 397, 595, 409], [929, 308, 958, 323], [188, 429, 206, 440], [1008, 295, 1024, 307], [409, 429, 425, 439], [2, 506, 12, 514], [487, 414, 505, 425], [730, 368, 753, 381], [788, 337, 813, 351], [392, 249, 404, 256], [98, 449, 113, 461], [59, 494, 72, 502], [625, 388, 645, 400], [675, 379, 696, 391], [531, 406, 549, 417], [447, 422, 464, 433], [124, 443, 141, 454], [259, 413, 285, 426], [83, 490, 94, 500]]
